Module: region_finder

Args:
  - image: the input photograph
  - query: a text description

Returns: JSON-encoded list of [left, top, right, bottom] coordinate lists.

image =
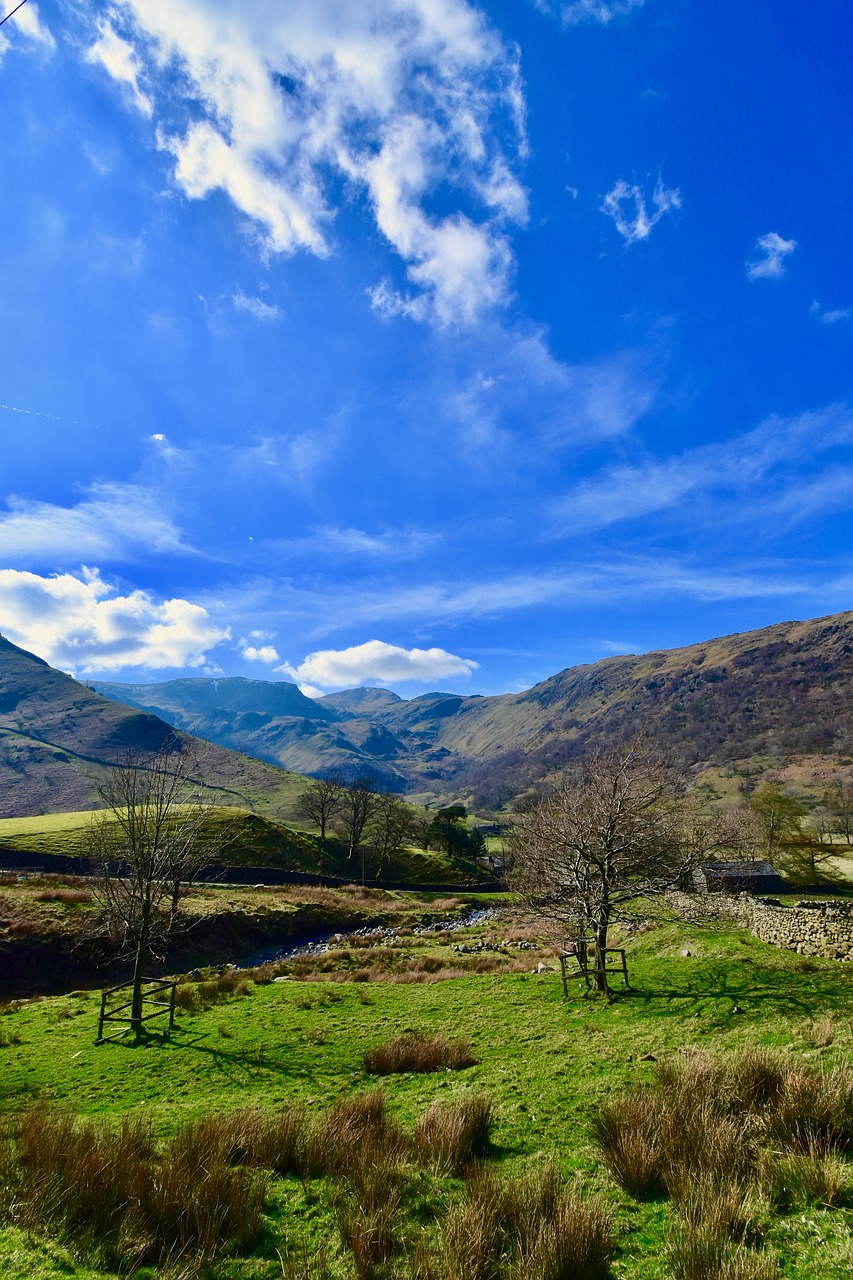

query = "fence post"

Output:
[[97, 989, 107, 1043]]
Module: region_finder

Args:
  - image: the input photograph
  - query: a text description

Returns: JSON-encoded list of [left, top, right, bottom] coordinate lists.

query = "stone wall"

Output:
[[739, 895, 853, 961]]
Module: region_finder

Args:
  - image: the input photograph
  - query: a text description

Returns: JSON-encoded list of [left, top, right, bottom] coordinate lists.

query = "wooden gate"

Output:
[[96, 977, 177, 1044]]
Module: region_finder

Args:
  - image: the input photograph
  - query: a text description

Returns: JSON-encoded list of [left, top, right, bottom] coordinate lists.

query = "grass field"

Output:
[[2, 902, 853, 1279], [0, 808, 494, 887]]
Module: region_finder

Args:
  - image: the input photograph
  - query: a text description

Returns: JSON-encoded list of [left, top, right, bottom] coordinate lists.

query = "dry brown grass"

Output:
[[308, 1088, 408, 1179], [442, 1162, 612, 1280], [666, 1225, 779, 1280], [34, 888, 91, 905], [415, 1093, 493, 1174], [364, 1032, 477, 1075], [806, 1016, 835, 1048], [6, 1105, 266, 1271], [759, 1140, 848, 1208], [173, 969, 251, 1013], [593, 1047, 853, 1280]]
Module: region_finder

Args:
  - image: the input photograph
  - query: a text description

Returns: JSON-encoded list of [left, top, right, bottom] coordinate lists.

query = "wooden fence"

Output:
[[96, 977, 177, 1044]]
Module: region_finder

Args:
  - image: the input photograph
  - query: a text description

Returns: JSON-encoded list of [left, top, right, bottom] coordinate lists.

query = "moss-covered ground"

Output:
[[2, 907, 853, 1278]]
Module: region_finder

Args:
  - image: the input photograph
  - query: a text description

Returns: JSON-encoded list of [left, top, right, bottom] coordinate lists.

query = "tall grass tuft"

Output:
[[308, 1088, 407, 1179], [759, 1141, 848, 1209], [767, 1064, 853, 1153], [589, 1093, 665, 1198], [666, 1225, 779, 1280], [442, 1162, 612, 1280], [415, 1093, 493, 1175], [8, 1105, 266, 1271], [364, 1032, 477, 1076]]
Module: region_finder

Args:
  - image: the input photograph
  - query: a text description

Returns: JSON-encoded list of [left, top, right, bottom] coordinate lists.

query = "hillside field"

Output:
[[2, 902, 853, 1279]]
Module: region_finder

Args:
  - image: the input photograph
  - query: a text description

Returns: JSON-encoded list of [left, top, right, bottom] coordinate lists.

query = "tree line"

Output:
[[295, 773, 486, 874]]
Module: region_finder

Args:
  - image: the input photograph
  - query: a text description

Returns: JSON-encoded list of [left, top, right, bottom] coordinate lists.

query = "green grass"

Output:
[[2, 913, 853, 1277], [0, 807, 494, 885]]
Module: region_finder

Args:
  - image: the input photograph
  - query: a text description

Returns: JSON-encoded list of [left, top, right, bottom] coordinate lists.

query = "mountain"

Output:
[[90, 675, 413, 789], [90, 611, 853, 810], [0, 636, 307, 819]]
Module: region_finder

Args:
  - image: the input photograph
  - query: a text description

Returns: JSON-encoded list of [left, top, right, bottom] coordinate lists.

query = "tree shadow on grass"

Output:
[[609, 956, 853, 1022], [104, 1024, 301, 1084]]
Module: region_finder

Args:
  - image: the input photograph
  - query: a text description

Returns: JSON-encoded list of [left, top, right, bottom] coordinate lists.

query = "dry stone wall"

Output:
[[739, 896, 853, 961]]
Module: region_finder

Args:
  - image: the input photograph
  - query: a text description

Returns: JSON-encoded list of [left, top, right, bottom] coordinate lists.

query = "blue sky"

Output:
[[0, 0, 851, 698]]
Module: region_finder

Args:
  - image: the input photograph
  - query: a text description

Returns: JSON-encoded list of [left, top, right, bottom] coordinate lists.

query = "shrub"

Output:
[[364, 1032, 477, 1076], [415, 1093, 493, 1175]]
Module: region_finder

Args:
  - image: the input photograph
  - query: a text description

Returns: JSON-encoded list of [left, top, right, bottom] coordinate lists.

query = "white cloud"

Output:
[[810, 299, 851, 326], [557, 0, 646, 26], [550, 404, 853, 534], [278, 639, 478, 689], [0, 1, 54, 61], [271, 525, 438, 562], [233, 291, 281, 321], [209, 558, 813, 656], [0, 482, 191, 565], [85, 19, 151, 116], [238, 636, 280, 663], [746, 231, 796, 281], [94, 0, 528, 327], [0, 568, 228, 673], [600, 177, 681, 245], [444, 325, 658, 455]]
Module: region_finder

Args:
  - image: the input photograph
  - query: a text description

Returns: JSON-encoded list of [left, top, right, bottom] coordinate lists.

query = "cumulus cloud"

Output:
[[747, 231, 796, 280], [238, 635, 280, 663], [600, 177, 680, 245], [0, 1, 54, 61], [278, 639, 478, 690], [85, 18, 151, 116], [0, 482, 191, 566], [0, 568, 228, 673], [233, 291, 281, 321], [92, 0, 528, 327]]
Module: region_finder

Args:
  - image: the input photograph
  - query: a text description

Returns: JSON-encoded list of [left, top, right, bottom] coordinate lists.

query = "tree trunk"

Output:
[[130, 901, 151, 1041], [593, 917, 610, 995]]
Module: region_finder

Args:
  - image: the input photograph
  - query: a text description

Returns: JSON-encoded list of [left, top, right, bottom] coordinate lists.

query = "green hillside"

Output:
[[0, 635, 308, 821]]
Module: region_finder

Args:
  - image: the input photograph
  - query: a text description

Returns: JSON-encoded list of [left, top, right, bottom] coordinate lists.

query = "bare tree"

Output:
[[748, 783, 806, 859], [295, 772, 345, 840], [368, 792, 416, 877], [509, 747, 694, 993], [688, 804, 765, 862], [88, 745, 231, 1038], [825, 781, 853, 844], [336, 774, 381, 863]]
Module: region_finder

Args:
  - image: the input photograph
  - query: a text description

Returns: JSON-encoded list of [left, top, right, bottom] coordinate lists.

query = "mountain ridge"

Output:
[[86, 610, 853, 808], [0, 636, 308, 819]]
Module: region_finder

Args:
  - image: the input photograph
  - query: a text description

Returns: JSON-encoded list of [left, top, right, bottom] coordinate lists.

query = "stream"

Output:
[[240, 906, 498, 969]]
